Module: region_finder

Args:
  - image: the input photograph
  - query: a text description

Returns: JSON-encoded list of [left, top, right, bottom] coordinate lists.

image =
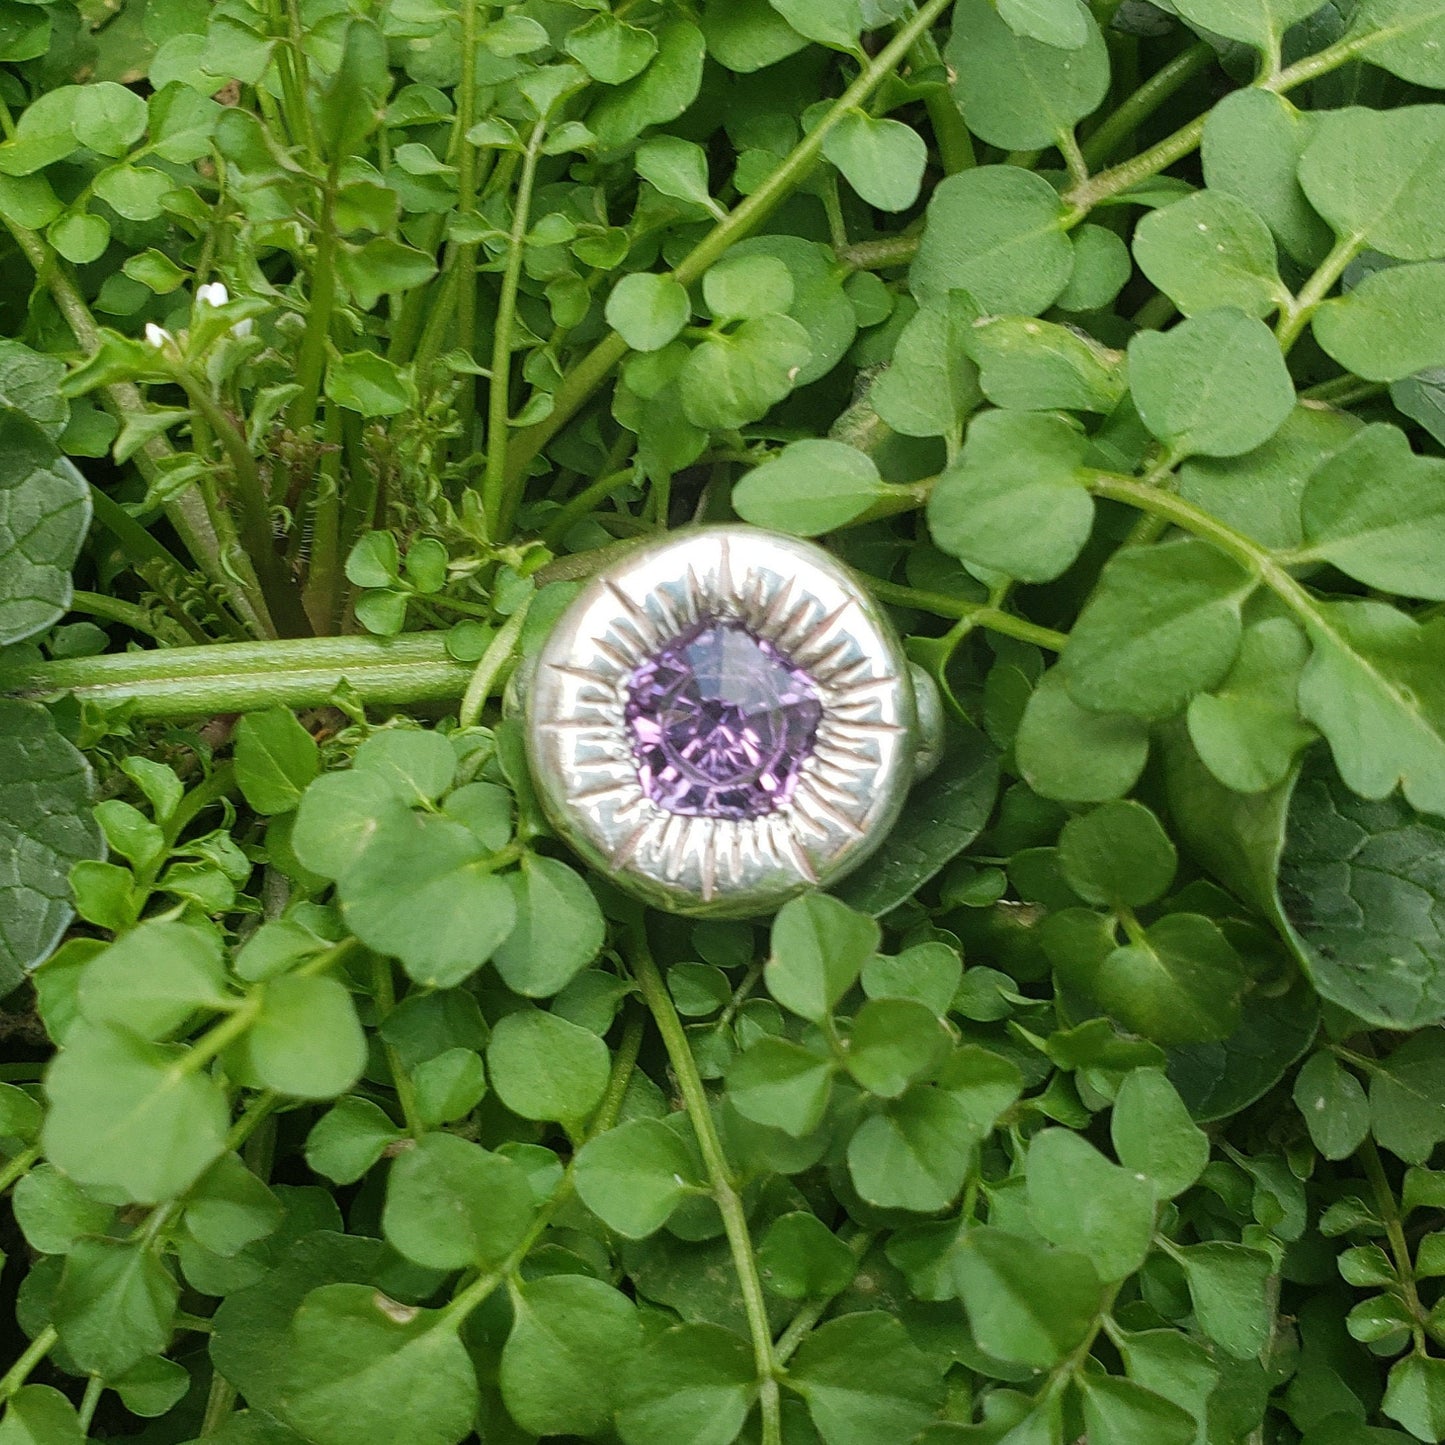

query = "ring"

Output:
[[521, 526, 942, 917]]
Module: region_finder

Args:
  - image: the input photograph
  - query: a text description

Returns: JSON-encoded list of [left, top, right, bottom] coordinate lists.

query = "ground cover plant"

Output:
[[4, 0, 1445, 1441]]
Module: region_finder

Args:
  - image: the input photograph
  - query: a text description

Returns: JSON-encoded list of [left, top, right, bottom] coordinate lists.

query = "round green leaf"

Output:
[[491, 855, 604, 997], [607, 273, 691, 352], [822, 112, 927, 212], [1313, 262, 1445, 382], [487, 1008, 609, 1128], [574, 1117, 705, 1238], [1058, 800, 1178, 908], [241, 975, 367, 1099], [733, 438, 887, 536]]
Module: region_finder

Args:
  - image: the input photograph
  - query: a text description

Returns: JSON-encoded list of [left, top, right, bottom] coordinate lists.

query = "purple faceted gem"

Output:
[[624, 617, 823, 819]]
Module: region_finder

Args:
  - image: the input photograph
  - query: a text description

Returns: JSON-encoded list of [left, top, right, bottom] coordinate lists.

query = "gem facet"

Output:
[[624, 617, 823, 819]]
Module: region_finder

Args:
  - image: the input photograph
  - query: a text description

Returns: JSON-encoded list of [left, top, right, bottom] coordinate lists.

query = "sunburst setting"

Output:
[[525, 528, 918, 917]]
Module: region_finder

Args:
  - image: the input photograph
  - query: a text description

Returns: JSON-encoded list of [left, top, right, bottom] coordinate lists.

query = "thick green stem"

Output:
[[1276, 234, 1361, 352], [0, 1144, 40, 1195], [628, 922, 782, 1445], [499, 0, 957, 499], [0, 1328, 59, 1403], [486, 125, 547, 539], [862, 577, 1069, 650], [0, 632, 472, 718], [287, 173, 341, 439], [458, 596, 531, 729], [1081, 41, 1215, 167]]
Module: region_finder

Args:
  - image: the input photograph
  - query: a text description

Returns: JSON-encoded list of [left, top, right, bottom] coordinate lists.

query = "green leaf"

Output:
[[911, 167, 1074, 316], [1016, 670, 1151, 804], [787, 1311, 943, 1445], [1026, 1129, 1156, 1280], [1186, 617, 1316, 792], [1202, 89, 1332, 267], [1075, 1374, 1196, 1445], [835, 722, 999, 917], [1058, 801, 1177, 909], [1061, 538, 1256, 719], [411, 1047, 487, 1127], [43, 1021, 230, 1203], [951, 1227, 1105, 1368], [843, 998, 951, 1099], [704, 254, 793, 322], [1297, 424, 1445, 599], [53, 1236, 177, 1379], [726, 1036, 836, 1135], [0, 408, 90, 647], [1092, 913, 1246, 1046], [12, 1164, 113, 1255], [486, 1008, 609, 1129], [1058, 223, 1133, 311], [946, 0, 1108, 150], [861, 942, 962, 1016], [970, 317, 1126, 414], [239, 976, 366, 1099], [1350, 0, 1445, 86], [0, 1388, 84, 1445], [615, 1322, 756, 1445], [574, 1117, 705, 1238], [339, 812, 517, 987], [1383, 1352, 1445, 1440], [1369, 1033, 1445, 1164], [1313, 262, 1445, 382], [758, 1213, 857, 1299], [1298, 601, 1445, 816], [869, 293, 982, 439], [76, 919, 229, 1039], [1298, 107, 1445, 261], [565, 13, 658, 84], [185, 1153, 282, 1256], [636, 135, 716, 209], [500, 1275, 641, 1436], [324, 352, 415, 418], [733, 439, 889, 536], [678, 313, 812, 430], [111, 1356, 190, 1418], [1129, 309, 1294, 459], [765, 893, 880, 1023], [382, 1132, 535, 1269], [587, 20, 706, 153], [823, 111, 927, 212], [606, 273, 691, 352], [928, 410, 1092, 583], [280, 1284, 478, 1445], [234, 708, 320, 815], [491, 854, 604, 997], [1133, 190, 1289, 318], [73, 84, 154, 156], [1278, 759, 1445, 1029], [0, 341, 67, 438], [847, 1083, 977, 1211], [1293, 1051, 1370, 1161], [336, 238, 438, 310], [702, 0, 809, 71], [1173, 1241, 1273, 1357], [1111, 1069, 1210, 1197], [997, 0, 1091, 45]]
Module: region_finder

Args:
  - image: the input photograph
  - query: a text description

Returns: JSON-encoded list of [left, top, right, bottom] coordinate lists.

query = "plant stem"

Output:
[[0, 1328, 58, 1403], [1081, 41, 1215, 167], [372, 956, 425, 1138], [287, 170, 341, 438], [200, 1374, 239, 1437], [68, 590, 175, 642], [627, 920, 782, 1445], [500, 0, 957, 496], [78, 1375, 103, 1433], [1360, 1138, 1428, 1348], [862, 577, 1069, 650], [448, 0, 486, 454], [1276, 234, 1360, 352], [486, 125, 547, 539], [0, 632, 472, 718], [0, 1144, 40, 1195], [540, 467, 638, 547], [458, 596, 531, 729]]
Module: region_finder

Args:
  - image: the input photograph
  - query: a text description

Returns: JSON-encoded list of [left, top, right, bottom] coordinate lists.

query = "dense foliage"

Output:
[[3, 0, 1445, 1442]]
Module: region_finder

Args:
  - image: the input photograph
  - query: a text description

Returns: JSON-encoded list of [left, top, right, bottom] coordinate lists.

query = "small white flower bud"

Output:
[[144, 322, 174, 349], [196, 281, 230, 308]]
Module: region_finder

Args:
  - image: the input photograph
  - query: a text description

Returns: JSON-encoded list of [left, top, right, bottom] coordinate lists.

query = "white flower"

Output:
[[232, 315, 255, 338], [144, 323, 174, 349], [196, 281, 230, 308]]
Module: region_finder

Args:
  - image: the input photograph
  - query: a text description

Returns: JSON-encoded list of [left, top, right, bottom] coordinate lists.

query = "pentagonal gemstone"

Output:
[[623, 617, 822, 819]]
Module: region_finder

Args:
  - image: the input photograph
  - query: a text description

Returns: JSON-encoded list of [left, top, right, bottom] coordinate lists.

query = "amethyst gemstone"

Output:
[[624, 617, 823, 819]]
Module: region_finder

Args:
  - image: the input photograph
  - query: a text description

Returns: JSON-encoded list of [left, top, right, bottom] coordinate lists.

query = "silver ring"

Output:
[[522, 526, 940, 917]]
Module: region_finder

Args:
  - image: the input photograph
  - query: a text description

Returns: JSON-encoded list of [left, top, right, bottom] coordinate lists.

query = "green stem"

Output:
[[1360, 1139, 1428, 1348], [0, 1328, 59, 1403], [373, 956, 425, 1138], [486, 125, 547, 539], [458, 596, 531, 729], [540, 467, 638, 547], [0, 1144, 40, 1195], [67, 591, 175, 642], [1081, 41, 1215, 167], [0, 632, 473, 718], [287, 171, 341, 438], [1275, 234, 1361, 352], [500, 0, 957, 497], [909, 24, 975, 174], [862, 577, 1069, 650], [78, 1376, 103, 1433], [448, 0, 486, 452], [627, 920, 782, 1445], [181, 996, 264, 1076], [773, 1228, 878, 1364], [200, 1374, 239, 1437]]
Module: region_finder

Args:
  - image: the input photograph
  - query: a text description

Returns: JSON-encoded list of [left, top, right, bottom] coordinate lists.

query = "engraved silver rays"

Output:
[[522, 526, 937, 917]]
